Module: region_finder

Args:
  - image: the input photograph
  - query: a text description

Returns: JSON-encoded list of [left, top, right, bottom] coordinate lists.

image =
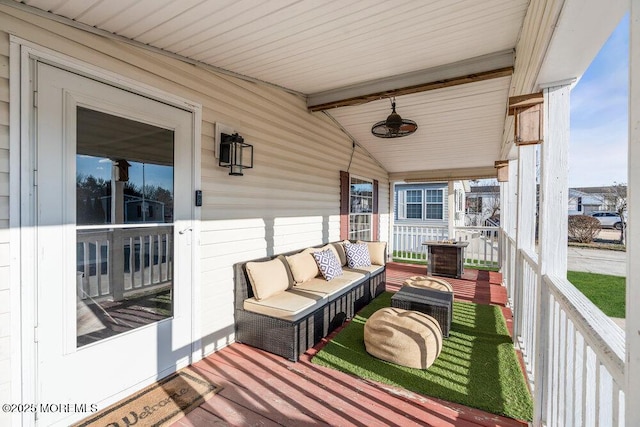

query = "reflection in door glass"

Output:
[[76, 107, 175, 347]]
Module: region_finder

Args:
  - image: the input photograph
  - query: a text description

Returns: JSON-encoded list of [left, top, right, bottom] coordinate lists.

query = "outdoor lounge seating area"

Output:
[[175, 262, 525, 427], [234, 241, 387, 361]]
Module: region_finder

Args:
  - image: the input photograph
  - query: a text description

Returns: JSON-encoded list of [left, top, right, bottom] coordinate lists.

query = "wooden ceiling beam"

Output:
[[307, 50, 514, 111], [389, 166, 500, 183], [309, 68, 513, 111]]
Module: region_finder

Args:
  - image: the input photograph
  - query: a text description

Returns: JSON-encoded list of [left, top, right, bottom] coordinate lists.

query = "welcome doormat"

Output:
[[74, 367, 223, 427]]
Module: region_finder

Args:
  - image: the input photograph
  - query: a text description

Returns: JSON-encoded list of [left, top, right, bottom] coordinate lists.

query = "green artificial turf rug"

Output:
[[312, 292, 533, 422]]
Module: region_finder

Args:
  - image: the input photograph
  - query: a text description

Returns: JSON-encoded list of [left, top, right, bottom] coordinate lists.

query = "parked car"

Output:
[[590, 211, 626, 229]]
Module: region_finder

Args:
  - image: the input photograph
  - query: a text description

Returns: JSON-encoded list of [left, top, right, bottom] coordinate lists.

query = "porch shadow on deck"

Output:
[[171, 263, 527, 427]]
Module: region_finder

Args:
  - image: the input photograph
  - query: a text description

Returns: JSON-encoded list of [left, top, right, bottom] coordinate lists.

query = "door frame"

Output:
[[9, 36, 203, 426]]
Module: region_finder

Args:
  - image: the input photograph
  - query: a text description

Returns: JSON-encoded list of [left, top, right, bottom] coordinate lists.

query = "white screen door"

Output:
[[34, 63, 194, 426]]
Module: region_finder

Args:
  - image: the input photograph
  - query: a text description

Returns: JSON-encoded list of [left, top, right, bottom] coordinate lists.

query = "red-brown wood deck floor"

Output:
[[171, 263, 527, 427]]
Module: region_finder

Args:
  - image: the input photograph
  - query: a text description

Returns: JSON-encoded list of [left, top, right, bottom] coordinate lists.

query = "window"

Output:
[[350, 177, 373, 240], [466, 196, 483, 215], [396, 187, 445, 220], [405, 190, 422, 219], [425, 189, 444, 219]]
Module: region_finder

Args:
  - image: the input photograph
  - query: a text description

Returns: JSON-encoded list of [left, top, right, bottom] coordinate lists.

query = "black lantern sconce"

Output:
[[219, 132, 253, 176]]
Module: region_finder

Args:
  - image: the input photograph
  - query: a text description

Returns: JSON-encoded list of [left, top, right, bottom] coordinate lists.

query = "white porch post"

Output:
[[627, 1, 640, 424], [447, 181, 455, 238], [534, 83, 571, 425], [513, 145, 537, 341], [499, 161, 518, 297]]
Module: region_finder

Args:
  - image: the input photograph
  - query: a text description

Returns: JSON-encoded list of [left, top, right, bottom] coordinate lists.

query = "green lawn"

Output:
[[567, 271, 626, 318]]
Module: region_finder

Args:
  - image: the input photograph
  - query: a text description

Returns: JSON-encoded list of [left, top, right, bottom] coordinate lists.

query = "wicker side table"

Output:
[[390, 286, 453, 337]]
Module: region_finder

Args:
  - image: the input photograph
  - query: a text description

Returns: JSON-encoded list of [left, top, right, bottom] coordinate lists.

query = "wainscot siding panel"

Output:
[[0, 6, 389, 391]]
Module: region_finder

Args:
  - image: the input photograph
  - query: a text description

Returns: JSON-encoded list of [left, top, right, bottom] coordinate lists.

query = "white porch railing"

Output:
[[454, 226, 500, 269], [392, 224, 447, 262], [77, 225, 173, 301], [392, 224, 500, 268], [503, 230, 626, 426]]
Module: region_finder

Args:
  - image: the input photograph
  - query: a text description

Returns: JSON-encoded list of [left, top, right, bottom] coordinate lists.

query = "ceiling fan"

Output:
[[371, 98, 418, 138]]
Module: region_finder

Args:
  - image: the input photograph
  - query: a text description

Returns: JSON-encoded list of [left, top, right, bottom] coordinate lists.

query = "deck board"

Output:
[[169, 263, 527, 427]]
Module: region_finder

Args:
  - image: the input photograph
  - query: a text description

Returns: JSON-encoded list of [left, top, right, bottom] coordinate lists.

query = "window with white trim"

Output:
[[396, 187, 445, 220], [405, 190, 422, 219], [350, 176, 373, 240], [425, 189, 444, 219]]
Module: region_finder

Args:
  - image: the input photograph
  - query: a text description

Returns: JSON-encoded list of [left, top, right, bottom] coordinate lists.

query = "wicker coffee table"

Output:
[[390, 286, 453, 337]]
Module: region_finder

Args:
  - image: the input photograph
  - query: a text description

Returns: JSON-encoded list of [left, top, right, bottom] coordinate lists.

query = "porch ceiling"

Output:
[[10, 0, 627, 180]]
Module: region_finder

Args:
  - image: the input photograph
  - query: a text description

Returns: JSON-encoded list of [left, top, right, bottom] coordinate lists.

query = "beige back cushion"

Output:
[[286, 249, 320, 283], [331, 240, 350, 266], [359, 240, 387, 265], [245, 258, 290, 301]]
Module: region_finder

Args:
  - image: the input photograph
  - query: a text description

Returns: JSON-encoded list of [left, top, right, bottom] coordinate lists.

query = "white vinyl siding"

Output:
[[0, 29, 9, 425], [0, 4, 390, 404]]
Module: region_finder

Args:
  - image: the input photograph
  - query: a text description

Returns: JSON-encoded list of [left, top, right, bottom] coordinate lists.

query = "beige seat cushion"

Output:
[[403, 276, 453, 293], [245, 258, 291, 301], [293, 271, 366, 299], [286, 249, 320, 283], [344, 264, 385, 276], [364, 307, 442, 369], [243, 289, 323, 322], [358, 240, 387, 265]]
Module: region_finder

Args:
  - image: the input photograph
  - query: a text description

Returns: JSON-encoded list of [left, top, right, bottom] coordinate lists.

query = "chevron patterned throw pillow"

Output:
[[344, 242, 372, 268]]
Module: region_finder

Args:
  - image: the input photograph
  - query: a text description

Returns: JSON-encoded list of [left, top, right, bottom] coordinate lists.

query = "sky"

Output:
[[569, 14, 629, 188]]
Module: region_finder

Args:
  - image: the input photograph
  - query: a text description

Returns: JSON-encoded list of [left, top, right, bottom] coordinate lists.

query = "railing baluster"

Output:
[[129, 236, 136, 289], [565, 318, 575, 427], [95, 239, 102, 296], [83, 242, 91, 298]]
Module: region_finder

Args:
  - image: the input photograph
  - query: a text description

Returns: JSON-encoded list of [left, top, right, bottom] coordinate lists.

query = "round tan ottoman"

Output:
[[402, 275, 453, 293], [364, 307, 442, 369]]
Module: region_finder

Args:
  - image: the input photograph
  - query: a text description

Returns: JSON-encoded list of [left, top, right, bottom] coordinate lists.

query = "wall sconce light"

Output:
[[508, 92, 544, 146], [219, 132, 253, 176]]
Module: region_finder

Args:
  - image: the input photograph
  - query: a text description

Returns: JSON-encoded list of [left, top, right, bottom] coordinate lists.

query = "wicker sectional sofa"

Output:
[[234, 241, 386, 361]]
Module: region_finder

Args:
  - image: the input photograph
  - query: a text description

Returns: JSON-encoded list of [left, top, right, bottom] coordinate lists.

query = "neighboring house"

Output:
[[570, 186, 627, 214], [567, 188, 603, 215], [465, 185, 501, 225], [467, 185, 626, 221], [394, 181, 467, 229]]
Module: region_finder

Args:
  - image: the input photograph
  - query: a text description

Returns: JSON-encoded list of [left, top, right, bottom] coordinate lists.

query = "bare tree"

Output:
[[483, 195, 501, 224], [603, 182, 627, 244]]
